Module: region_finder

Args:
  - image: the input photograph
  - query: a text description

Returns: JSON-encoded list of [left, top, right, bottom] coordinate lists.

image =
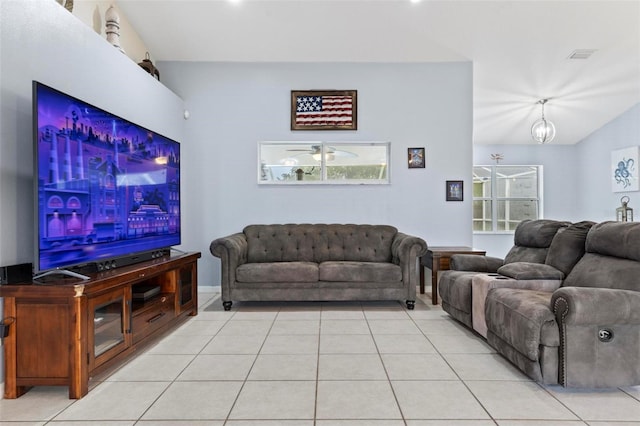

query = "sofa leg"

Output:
[[406, 300, 415, 310], [223, 301, 232, 311]]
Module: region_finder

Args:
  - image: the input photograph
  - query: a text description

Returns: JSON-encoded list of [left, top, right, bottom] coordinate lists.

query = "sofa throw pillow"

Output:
[[545, 221, 595, 276]]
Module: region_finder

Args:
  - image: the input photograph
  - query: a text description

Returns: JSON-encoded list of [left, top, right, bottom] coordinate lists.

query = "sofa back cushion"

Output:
[[544, 221, 595, 276], [243, 224, 397, 263], [503, 219, 570, 265], [563, 221, 640, 291]]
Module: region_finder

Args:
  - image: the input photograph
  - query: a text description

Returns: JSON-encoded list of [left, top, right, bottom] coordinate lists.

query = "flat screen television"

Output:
[[33, 81, 181, 279]]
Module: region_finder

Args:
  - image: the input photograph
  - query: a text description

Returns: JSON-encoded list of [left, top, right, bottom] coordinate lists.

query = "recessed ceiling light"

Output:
[[567, 49, 597, 60]]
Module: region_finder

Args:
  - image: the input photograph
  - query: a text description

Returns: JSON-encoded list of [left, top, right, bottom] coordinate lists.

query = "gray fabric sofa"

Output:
[[210, 224, 428, 310], [485, 221, 640, 388], [438, 219, 570, 328]]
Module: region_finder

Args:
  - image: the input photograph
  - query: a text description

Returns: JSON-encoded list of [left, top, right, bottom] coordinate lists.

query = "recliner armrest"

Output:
[[552, 287, 640, 325], [551, 286, 640, 388], [449, 254, 503, 272], [498, 262, 564, 280]]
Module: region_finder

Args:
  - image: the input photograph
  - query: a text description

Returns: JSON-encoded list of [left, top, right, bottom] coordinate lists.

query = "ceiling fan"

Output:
[[286, 144, 357, 160]]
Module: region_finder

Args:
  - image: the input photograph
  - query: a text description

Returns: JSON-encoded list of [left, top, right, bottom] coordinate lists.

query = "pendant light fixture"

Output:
[[531, 99, 556, 144]]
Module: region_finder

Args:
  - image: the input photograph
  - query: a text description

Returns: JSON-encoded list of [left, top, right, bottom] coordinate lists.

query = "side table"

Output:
[[420, 246, 486, 305]]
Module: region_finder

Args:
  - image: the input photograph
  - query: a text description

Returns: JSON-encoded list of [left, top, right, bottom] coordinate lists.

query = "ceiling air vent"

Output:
[[568, 49, 597, 60]]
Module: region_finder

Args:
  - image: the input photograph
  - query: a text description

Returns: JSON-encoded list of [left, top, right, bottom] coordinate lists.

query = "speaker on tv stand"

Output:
[[94, 249, 170, 272]]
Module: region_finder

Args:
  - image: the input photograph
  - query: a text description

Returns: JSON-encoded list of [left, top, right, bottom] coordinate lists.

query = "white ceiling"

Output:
[[117, 0, 640, 145]]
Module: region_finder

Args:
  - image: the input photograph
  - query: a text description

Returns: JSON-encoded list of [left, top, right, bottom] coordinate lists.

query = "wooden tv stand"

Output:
[[0, 251, 201, 399]]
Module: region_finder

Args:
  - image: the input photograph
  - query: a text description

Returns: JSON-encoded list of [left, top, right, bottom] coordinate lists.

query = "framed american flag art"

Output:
[[291, 90, 357, 131]]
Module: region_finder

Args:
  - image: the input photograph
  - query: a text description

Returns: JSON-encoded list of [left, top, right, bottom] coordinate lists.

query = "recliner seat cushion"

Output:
[[237, 261, 319, 283], [319, 261, 401, 282], [485, 288, 559, 361]]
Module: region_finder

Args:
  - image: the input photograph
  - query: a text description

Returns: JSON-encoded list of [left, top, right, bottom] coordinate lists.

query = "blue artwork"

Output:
[[612, 147, 639, 192]]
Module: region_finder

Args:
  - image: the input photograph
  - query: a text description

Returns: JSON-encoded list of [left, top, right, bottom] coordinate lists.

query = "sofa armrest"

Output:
[[552, 287, 640, 326], [551, 287, 640, 387], [450, 254, 503, 272], [498, 262, 565, 280], [391, 232, 428, 300], [210, 233, 248, 298]]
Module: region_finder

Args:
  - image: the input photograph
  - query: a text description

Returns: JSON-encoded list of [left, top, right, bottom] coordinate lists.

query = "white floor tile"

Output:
[[0, 387, 73, 422], [229, 381, 316, 420], [316, 380, 402, 420], [248, 354, 318, 380], [201, 334, 266, 354], [466, 381, 579, 420], [107, 353, 195, 382], [142, 381, 242, 420], [443, 353, 531, 381], [259, 334, 319, 354], [382, 354, 458, 380], [367, 319, 421, 335], [320, 319, 371, 334], [147, 334, 212, 354], [546, 385, 640, 422], [320, 334, 378, 354], [374, 334, 437, 354], [177, 354, 255, 381], [318, 354, 387, 380], [54, 382, 169, 421], [392, 380, 490, 420]]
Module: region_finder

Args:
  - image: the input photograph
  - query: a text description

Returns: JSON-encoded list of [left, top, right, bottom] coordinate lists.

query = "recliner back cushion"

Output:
[[503, 219, 570, 264], [562, 221, 640, 291], [545, 221, 595, 276], [243, 224, 397, 263]]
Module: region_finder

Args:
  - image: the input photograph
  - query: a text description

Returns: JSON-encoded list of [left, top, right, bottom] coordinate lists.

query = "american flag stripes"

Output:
[[291, 90, 357, 130]]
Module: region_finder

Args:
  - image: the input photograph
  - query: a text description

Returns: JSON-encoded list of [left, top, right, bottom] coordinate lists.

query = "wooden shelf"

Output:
[[0, 251, 201, 399]]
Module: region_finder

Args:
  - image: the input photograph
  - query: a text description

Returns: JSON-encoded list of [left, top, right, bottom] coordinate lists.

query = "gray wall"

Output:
[[0, 0, 185, 392], [159, 61, 474, 288]]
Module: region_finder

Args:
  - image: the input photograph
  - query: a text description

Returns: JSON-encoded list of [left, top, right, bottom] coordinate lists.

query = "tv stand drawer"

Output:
[[132, 294, 175, 343]]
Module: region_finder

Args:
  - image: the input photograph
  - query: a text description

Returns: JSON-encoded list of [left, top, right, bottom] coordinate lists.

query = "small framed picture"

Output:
[[446, 180, 464, 201], [408, 147, 425, 168]]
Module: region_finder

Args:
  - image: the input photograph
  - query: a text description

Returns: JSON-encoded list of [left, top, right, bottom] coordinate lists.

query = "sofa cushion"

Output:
[[236, 261, 319, 283], [319, 261, 401, 282], [545, 221, 594, 276], [485, 288, 559, 362]]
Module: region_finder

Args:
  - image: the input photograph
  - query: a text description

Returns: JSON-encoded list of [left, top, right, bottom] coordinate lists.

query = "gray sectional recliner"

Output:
[[439, 219, 571, 328], [210, 224, 428, 311], [440, 220, 640, 388]]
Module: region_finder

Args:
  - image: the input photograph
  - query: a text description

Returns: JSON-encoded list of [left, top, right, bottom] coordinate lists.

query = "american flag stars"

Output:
[[297, 96, 323, 112]]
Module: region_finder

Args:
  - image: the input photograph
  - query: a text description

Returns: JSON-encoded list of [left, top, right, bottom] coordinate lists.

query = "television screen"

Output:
[[33, 81, 181, 275]]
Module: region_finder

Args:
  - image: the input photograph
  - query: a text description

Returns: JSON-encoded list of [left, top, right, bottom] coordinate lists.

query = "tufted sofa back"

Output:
[[243, 224, 397, 264], [563, 221, 640, 292]]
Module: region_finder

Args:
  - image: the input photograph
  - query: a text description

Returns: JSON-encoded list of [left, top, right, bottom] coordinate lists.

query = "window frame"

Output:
[[472, 164, 544, 233], [258, 141, 391, 185]]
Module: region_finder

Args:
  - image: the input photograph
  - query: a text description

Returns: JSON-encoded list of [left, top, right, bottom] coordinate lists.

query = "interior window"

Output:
[[258, 142, 390, 185]]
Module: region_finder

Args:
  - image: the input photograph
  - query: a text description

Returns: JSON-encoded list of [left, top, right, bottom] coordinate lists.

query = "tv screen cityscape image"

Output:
[[34, 82, 181, 272]]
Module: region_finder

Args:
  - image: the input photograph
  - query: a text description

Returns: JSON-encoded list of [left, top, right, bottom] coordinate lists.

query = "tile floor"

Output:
[[1, 290, 640, 425]]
